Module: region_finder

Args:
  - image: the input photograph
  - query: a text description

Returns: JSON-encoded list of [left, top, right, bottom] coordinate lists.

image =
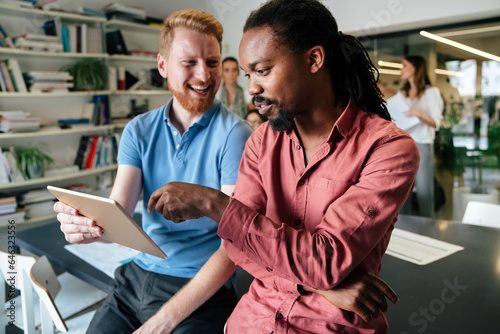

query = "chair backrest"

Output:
[[462, 201, 500, 228], [0, 250, 37, 333], [30, 256, 68, 333]]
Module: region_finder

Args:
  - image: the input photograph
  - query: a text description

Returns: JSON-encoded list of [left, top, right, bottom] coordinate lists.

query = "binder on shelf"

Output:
[[7, 59, 27, 92], [5, 61, 17, 91], [108, 66, 117, 91], [0, 66, 7, 92], [0, 61, 15, 92], [61, 26, 69, 52], [80, 23, 87, 53], [117, 66, 125, 90], [105, 30, 128, 55], [74, 135, 90, 169], [68, 25, 77, 53]]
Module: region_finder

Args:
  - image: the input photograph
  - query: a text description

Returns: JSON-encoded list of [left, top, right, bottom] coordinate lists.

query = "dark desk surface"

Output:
[[381, 214, 500, 334], [16, 215, 500, 333]]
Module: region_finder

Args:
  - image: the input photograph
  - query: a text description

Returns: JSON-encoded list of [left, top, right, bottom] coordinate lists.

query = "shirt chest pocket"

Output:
[[307, 178, 354, 225]]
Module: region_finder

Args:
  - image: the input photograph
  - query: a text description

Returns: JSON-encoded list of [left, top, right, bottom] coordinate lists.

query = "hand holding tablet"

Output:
[[48, 185, 167, 259]]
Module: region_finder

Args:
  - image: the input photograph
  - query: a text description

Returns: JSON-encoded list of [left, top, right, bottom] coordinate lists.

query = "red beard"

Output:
[[168, 80, 217, 116]]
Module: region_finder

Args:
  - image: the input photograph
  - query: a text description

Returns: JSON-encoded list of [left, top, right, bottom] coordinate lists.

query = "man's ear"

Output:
[[308, 46, 325, 74], [157, 53, 168, 78]]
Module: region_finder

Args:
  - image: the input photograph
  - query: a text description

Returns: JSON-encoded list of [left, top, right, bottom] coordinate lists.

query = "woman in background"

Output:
[[245, 109, 267, 131], [217, 57, 247, 119], [392, 55, 443, 217]]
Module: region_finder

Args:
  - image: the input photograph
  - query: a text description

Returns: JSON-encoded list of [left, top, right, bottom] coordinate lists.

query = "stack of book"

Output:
[[0, 1, 36, 9], [0, 111, 41, 132], [74, 134, 118, 170], [0, 196, 26, 226], [0, 196, 17, 214], [0, 59, 28, 92], [23, 71, 73, 93], [14, 33, 63, 52], [103, 3, 147, 23], [19, 188, 56, 220], [0, 146, 25, 184], [63, 23, 103, 54]]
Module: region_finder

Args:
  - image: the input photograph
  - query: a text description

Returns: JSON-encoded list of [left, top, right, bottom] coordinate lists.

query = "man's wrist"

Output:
[[204, 188, 231, 224]]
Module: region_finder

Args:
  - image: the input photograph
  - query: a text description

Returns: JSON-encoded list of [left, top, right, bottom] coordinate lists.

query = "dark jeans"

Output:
[[86, 261, 237, 333]]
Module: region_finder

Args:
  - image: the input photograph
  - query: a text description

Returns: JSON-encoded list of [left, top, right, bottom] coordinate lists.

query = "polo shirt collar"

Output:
[[163, 97, 220, 127]]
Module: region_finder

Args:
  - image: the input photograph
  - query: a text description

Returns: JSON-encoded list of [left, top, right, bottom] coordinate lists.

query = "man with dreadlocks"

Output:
[[148, 0, 419, 332]]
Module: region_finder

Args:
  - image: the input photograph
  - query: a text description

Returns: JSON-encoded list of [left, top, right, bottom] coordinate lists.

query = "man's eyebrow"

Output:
[[244, 59, 272, 71]]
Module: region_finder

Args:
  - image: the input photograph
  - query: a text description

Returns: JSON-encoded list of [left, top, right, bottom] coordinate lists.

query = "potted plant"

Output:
[[16, 146, 54, 179], [62, 59, 108, 91]]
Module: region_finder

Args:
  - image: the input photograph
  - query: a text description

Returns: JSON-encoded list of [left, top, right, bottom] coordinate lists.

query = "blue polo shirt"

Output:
[[117, 98, 252, 278]]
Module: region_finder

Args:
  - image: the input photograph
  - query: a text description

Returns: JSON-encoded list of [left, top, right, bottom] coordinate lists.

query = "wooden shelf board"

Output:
[[0, 165, 117, 191]]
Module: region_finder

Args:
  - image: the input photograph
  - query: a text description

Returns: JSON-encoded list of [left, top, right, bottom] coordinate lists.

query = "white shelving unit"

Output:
[[0, 165, 118, 192], [0, 4, 169, 226]]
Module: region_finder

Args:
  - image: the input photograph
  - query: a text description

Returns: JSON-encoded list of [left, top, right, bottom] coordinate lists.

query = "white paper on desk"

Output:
[[386, 228, 464, 265], [64, 243, 140, 278], [386, 93, 419, 131]]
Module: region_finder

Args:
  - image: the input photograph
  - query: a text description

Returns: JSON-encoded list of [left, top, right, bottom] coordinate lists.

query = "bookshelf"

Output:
[[0, 164, 118, 192], [0, 3, 170, 226]]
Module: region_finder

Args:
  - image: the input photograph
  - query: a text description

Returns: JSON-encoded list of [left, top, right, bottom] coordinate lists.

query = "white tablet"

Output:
[[47, 185, 167, 259]]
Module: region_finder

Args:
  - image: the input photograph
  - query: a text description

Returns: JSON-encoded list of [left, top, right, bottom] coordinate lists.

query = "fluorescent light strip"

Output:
[[420, 30, 500, 62], [437, 25, 500, 38], [377, 68, 401, 75], [377, 63, 464, 77], [377, 60, 402, 68], [434, 69, 465, 77]]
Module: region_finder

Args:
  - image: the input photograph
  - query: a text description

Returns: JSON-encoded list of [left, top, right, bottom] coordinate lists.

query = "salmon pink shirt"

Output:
[[219, 100, 419, 333]]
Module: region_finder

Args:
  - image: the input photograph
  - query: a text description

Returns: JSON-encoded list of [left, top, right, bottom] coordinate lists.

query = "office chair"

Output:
[[462, 201, 500, 228], [0, 251, 107, 333]]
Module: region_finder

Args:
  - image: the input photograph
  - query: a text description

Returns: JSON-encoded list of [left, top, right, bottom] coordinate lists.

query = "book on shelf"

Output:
[[23, 70, 73, 93], [42, 18, 62, 41], [0, 1, 35, 8], [130, 50, 157, 58], [74, 6, 106, 18], [0, 116, 41, 132], [0, 61, 14, 92], [24, 200, 55, 220], [0, 196, 16, 214], [57, 118, 90, 129], [103, 3, 147, 21], [91, 95, 110, 125], [74, 134, 116, 170], [0, 59, 27, 92], [24, 71, 73, 80], [0, 24, 14, 48], [14, 38, 64, 52], [20, 188, 55, 205], [0, 147, 25, 183], [6, 59, 27, 92], [106, 30, 128, 55], [0, 110, 40, 132], [0, 208, 26, 226], [61, 26, 69, 52]]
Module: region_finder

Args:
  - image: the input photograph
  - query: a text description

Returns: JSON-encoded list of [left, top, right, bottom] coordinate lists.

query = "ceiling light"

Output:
[[378, 62, 464, 77], [377, 60, 402, 68], [434, 69, 465, 77], [420, 30, 500, 62], [377, 68, 401, 75], [437, 25, 500, 38]]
